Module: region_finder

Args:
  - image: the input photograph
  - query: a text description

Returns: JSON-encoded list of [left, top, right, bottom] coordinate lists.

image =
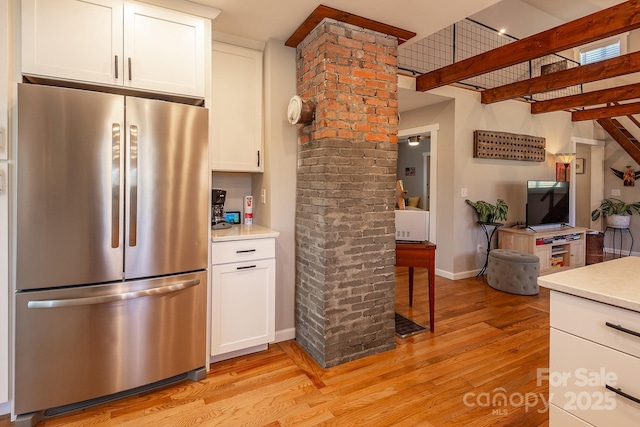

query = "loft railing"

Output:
[[398, 18, 582, 101]]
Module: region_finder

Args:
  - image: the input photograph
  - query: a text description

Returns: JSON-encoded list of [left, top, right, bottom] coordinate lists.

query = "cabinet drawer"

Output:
[[211, 238, 275, 265], [550, 329, 640, 426], [551, 291, 640, 358], [549, 404, 593, 427]]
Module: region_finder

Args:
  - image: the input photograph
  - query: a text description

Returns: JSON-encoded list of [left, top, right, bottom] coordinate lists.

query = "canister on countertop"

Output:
[[244, 195, 253, 225]]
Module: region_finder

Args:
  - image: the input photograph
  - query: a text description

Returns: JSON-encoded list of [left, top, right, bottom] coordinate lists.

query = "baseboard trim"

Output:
[[210, 344, 268, 363], [0, 401, 9, 417], [275, 327, 295, 342]]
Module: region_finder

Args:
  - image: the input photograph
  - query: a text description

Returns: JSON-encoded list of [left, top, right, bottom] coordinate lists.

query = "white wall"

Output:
[[600, 135, 640, 256], [399, 79, 599, 279], [257, 39, 297, 341], [0, 0, 9, 416]]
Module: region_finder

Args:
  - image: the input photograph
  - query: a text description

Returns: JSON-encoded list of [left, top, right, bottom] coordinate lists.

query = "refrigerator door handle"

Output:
[[129, 124, 138, 247], [26, 279, 200, 309], [112, 123, 121, 248]]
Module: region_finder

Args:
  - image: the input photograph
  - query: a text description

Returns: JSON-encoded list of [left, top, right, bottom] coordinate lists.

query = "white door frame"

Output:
[[571, 136, 605, 230], [399, 124, 439, 243]]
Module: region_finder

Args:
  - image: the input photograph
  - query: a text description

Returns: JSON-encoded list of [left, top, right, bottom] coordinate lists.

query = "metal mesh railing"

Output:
[[398, 19, 582, 101]]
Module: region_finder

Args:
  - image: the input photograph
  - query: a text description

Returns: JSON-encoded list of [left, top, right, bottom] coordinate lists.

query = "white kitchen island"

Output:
[[538, 257, 640, 427]]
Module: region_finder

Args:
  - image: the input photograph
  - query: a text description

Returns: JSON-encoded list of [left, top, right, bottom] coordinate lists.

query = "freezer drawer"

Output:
[[14, 271, 207, 415]]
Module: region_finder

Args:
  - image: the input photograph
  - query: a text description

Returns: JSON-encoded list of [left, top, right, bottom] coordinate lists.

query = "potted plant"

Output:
[[465, 199, 508, 223], [591, 198, 640, 228]]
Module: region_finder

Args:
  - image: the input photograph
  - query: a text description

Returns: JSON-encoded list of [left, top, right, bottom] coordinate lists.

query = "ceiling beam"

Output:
[[415, 0, 640, 92], [613, 101, 640, 128], [572, 101, 640, 121], [481, 51, 640, 104], [531, 83, 640, 114]]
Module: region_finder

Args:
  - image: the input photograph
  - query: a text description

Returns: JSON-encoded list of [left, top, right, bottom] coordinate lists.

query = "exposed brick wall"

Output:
[[294, 18, 399, 368]]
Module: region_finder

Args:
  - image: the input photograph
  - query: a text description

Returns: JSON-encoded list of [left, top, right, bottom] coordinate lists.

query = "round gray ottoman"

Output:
[[487, 249, 540, 295]]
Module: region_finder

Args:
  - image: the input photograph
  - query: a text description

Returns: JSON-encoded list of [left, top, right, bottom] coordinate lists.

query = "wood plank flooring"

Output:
[[0, 269, 551, 426]]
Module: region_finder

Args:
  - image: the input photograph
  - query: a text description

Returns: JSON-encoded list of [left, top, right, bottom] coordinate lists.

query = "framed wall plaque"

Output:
[[473, 130, 546, 162]]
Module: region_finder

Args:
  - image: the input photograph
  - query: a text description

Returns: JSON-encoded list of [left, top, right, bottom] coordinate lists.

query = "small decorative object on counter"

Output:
[[244, 195, 253, 225]]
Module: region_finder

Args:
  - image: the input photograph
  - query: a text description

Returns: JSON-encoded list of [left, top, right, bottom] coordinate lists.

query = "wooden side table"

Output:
[[395, 241, 436, 332]]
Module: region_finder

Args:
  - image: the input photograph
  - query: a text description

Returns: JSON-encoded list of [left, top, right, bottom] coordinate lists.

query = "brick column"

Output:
[[295, 18, 399, 368]]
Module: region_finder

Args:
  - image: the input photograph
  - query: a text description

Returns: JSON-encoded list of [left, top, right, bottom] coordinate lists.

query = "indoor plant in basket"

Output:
[[591, 198, 640, 228], [465, 199, 508, 223]]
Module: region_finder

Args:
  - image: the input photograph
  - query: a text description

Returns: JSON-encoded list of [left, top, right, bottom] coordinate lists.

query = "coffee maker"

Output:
[[212, 189, 231, 229]]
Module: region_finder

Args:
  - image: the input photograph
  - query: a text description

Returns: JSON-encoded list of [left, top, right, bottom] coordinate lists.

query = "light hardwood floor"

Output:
[[1, 268, 551, 426]]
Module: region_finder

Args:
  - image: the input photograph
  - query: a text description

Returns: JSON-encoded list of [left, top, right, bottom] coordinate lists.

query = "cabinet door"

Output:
[[123, 3, 205, 97], [0, 163, 8, 403], [211, 43, 263, 172], [549, 405, 593, 427], [570, 239, 585, 267], [211, 259, 275, 355], [535, 245, 551, 271], [22, 0, 123, 85]]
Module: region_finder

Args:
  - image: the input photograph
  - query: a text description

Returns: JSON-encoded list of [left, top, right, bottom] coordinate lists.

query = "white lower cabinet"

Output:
[[549, 404, 593, 426], [549, 291, 640, 426], [211, 237, 275, 358]]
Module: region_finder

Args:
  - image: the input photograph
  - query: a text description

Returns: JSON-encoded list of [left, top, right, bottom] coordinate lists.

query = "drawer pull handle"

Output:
[[236, 249, 257, 253], [237, 265, 257, 270], [606, 384, 640, 405], [605, 322, 640, 338]]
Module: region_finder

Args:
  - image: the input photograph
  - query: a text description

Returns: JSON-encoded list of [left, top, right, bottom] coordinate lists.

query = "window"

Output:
[[577, 34, 628, 66], [580, 40, 620, 65]]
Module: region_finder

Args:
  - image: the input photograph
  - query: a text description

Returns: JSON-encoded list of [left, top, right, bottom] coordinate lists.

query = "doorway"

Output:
[[571, 137, 605, 229], [398, 124, 439, 244]]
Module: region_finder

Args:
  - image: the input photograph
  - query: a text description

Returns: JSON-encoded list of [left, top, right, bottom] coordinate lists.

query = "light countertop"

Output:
[[211, 224, 280, 242], [538, 257, 640, 312]]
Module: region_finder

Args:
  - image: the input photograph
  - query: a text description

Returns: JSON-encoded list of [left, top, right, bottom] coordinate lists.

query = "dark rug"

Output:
[[394, 312, 427, 338]]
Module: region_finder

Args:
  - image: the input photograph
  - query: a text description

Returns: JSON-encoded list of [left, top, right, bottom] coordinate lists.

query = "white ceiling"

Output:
[[180, 0, 626, 112], [471, 0, 623, 39], [186, 0, 624, 45], [186, 0, 502, 43]]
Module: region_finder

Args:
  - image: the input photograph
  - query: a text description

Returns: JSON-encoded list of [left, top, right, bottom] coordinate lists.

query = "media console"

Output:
[[498, 226, 588, 275]]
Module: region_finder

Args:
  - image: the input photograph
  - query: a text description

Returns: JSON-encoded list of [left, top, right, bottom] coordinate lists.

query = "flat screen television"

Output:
[[526, 180, 569, 227]]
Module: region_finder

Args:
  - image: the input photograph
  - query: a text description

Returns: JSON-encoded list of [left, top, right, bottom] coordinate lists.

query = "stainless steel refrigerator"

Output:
[[13, 84, 209, 418]]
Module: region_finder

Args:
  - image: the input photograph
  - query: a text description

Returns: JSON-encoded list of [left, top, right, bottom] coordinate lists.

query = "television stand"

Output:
[[498, 226, 587, 275]]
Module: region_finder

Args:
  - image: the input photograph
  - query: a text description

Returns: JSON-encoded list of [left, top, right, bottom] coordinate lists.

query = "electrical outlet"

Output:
[[461, 188, 468, 197], [261, 188, 267, 204], [477, 244, 482, 253]]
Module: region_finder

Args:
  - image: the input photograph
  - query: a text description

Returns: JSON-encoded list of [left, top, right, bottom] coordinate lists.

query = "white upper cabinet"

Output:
[[22, 0, 206, 98], [22, 0, 124, 87], [211, 43, 263, 172], [123, 3, 205, 97]]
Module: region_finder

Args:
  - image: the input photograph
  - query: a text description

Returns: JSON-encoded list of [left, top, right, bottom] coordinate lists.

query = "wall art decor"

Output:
[[473, 130, 546, 162], [611, 166, 640, 187]]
